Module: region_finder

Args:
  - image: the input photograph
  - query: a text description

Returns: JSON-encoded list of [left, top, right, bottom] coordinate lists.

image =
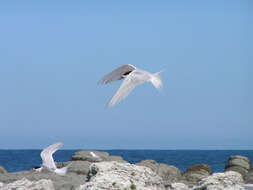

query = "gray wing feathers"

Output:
[[107, 76, 139, 108], [98, 64, 136, 84]]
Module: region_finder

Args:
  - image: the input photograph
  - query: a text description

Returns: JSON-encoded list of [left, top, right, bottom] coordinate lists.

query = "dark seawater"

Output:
[[0, 150, 252, 173]]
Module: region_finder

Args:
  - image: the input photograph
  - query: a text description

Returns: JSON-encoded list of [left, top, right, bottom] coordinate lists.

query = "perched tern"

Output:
[[98, 64, 163, 108], [90, 151, 103, 162], [34, 142, 70, 176]]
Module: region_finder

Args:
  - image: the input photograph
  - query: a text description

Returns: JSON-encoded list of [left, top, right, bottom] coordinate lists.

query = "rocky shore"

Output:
[[0, 150, 253, 190]]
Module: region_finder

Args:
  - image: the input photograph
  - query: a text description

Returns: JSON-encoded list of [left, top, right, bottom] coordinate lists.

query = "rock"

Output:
[[245, 168, 253, 184], [106, 155, 127, 163], [182, 164, 212, 186], [0, 166, 7, 174], [0, 170, 85, 190], [77, 161, 166, 190], [185, 164, 212, 175], [225, 155, 251, 170], [193, 171, 244, 190], [136, 160, 159, 172], [71, 150, 109, 162], [136, 160, 182, 184], [57, 161, 91, 175], [1, 178, 54, 190], [167, 183, 189, 190], [158, 164, 182, 184], [225, 166, 249, 179], [68, 161, 91, 176], [225, 155, 251, 179], [71, 151, 126, 163]]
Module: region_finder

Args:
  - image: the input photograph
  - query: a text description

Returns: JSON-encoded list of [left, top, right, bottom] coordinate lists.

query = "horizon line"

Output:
[[0, 148, 252, 151]]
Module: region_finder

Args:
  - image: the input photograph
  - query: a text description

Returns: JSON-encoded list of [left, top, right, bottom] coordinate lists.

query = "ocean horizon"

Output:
[[1, 149, 252, 173]]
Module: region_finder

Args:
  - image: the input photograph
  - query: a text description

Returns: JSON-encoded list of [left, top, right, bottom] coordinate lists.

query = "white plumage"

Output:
[[37, 142, 70, 176], [99, 64, 163, 108], [90, 151, 103, 161]]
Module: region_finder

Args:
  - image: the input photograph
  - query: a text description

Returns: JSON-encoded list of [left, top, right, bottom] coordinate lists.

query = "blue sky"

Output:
[[0, 0, 252, 149]]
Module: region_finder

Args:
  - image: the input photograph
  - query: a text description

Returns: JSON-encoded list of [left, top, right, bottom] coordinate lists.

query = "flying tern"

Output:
[[98, 64, 163, 108]]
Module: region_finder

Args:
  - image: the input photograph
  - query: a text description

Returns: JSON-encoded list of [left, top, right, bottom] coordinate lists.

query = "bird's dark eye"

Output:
[[122, 71, 132, 76]]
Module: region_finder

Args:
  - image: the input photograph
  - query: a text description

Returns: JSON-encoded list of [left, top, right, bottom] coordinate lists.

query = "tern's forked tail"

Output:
[[150, 70, 163, 90]]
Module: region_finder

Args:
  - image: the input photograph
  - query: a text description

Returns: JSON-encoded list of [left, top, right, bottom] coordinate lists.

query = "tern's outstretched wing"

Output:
[[107, 71, 148, 108], [41, 142, 63, 170], [98, 64, 136, 84]]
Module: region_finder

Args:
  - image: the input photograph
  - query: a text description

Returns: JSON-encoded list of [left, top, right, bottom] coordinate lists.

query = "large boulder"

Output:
[[77, 161, 166, 190], [182, 164, 212, 186], [226, 155, 251, 170], [71, 150, 109, 162], [136, 160, 182, 184], [225, 155, 251, 179], [193, 171, 244, 190], [0, 166, 7, 174], [0, 178, 54, 190]]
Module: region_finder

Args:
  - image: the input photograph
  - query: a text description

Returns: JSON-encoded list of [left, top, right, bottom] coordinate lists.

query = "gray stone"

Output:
[[77, 161, 166, 190], [225, 166, 249, 180], [106, 155, 127, 163], [182, 164, 212, 186], [230, 155, 251, 164], [71, 150, 109, 162], [57, 161, 91, 175], [225, 155, 251, 171], [68, 161, 91, 176], [158, 164, 182, 184], [136, 160, 182, 184], [193, 171, 244, 190], [0, 166, 7, 174], [184, 164, 212, 175], [225, 155, 251, 180], [136, 160, 159, 173], [0, 178, 54, 190]]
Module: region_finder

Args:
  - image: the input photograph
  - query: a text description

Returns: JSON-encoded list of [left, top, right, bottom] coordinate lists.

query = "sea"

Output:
[[0, 150, 252, 173]]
